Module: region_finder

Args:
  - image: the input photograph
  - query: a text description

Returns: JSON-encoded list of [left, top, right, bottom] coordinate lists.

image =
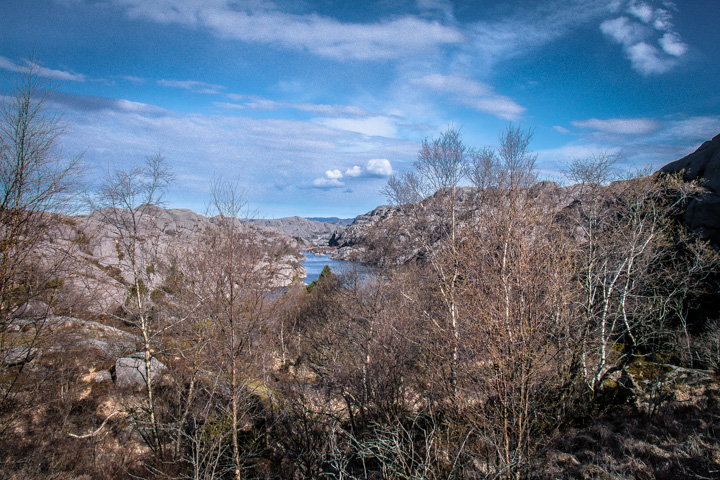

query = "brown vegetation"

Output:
[[1, 62, 719, 479]]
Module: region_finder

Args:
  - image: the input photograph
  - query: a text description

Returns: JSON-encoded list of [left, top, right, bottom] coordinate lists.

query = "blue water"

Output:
[[301, 252, 365, 283]]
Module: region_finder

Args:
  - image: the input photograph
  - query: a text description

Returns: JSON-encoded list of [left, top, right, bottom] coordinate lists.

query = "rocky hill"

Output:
[[332, 135, 720, 265], [251, 216, 350, 246], [53, 206, 305, 314], [661, 132, 720, 246], [330, 183, 583, 264]]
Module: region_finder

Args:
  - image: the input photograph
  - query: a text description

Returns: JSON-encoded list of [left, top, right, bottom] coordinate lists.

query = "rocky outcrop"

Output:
[[252, 216, 350, 246], [660, 133, 720, 246], [331, 184, 581, 264], [330, 205, 394, 261]]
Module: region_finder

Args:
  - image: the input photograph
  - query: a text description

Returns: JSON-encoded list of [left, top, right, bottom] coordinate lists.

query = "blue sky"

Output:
[[1, 0, 719, 218]]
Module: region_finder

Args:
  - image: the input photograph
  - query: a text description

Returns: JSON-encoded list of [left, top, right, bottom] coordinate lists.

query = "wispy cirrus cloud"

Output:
[[316, 116, 399, 138], [111, 0, 463, 61], [50, 90, 415, 214], [543, 115, 720, 176], [47, 91, 167, 115], [0, 55, 86, 82], [159, 79, 226, 94], [219, 96, 371, 117], [571, 117, 662, 135], [410, 73, 525, 120], [463, 0, 614, 71]]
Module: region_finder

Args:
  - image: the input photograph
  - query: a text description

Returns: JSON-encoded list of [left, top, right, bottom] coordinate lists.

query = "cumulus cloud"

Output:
[[312, 177, 344, 188], [600, 1, 688, 75], [571, 117, 662, 135], [112, 1, 463, 61], [345, 165, 362, 177], [312, 169, 345, 188], [600, 17, 646, 45], [367, 158, 393, 176], [410, 73, 525, 120]]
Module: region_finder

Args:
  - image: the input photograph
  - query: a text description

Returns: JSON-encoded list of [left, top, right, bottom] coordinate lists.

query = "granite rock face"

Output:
[[660, 133, 720, 246], [330, 184, 580, 265], [50, 206, 305, 313]]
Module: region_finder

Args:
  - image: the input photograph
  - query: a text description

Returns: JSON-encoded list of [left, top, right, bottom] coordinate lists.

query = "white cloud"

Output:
[[652, 7, 674, 31], [219, 96, 370, 117], [627, 1, 653, 23], [0, 56, 86, 82], [316, 116, 398, 137], [571, 117, 662, 135], [0, 56, 17, 72], [662, 116, 720, 141], [464, 0, 613, 71], [113, 1, 463, 61], [51, 90, 418, 213], [367, 158, 393, 176], [345, 165, 362, 177], [600, 2, 687, 75], [312, 177, 344, 188], [311, 167, 347, 189], [659, 32, 687, 57], [325, 169, 343, 179], [627, 42, 675, 75], [600, 17, 646, 45], [544, 115, 720, 178], [410, 73, 525, 120], [47, 91, 167, 116], [159, 79, 225, 94]]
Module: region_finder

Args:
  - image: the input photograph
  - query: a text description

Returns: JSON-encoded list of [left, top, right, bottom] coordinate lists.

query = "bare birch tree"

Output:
[[91, 153, 172, 456], [0, 58, 84, 424]]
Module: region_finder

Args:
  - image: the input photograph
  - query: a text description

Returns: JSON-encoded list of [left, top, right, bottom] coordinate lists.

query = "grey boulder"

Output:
[[115, 353, 166, 389]]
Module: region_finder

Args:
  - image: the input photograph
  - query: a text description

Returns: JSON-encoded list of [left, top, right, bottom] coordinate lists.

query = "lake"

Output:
[[301, 251, 367, 283]]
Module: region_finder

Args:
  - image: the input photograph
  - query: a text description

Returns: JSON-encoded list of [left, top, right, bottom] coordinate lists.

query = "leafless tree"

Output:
[[91, 152, 172, 456], [0, 58, 84, 423], [170, 179, 283, 479], [561, 154, 719, 389], [382, 127, 473, 398]]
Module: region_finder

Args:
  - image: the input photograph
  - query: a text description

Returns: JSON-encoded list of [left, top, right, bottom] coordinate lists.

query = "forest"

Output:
[[1, 63, 720, 480]]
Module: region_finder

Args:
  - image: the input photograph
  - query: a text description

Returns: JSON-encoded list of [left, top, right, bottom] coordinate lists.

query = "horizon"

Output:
[[2, 0, 719, 218]]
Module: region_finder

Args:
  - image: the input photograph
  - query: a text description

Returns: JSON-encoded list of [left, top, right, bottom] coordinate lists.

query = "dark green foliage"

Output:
[[305, 264, 332, 292]]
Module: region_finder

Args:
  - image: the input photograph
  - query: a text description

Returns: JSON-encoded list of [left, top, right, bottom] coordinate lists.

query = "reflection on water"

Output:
[[301, 251, 367, 283]]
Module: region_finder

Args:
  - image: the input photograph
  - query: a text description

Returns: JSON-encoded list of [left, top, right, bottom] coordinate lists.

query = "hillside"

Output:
[[251, 216, 350, 246], [51, 206, 305, 314], [332, 135, 720, 266]]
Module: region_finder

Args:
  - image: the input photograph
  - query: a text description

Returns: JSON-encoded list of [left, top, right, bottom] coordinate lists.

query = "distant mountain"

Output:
[[251, 216, 350, 246], [305, 217, 354, 226]]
